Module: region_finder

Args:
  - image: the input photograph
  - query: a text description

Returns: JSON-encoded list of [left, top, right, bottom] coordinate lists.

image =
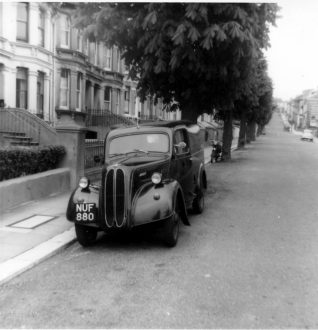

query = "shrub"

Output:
[[0, 146, 66, 182]]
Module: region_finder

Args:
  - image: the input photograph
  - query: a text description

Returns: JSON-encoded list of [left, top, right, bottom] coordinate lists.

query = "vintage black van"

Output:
[[66, 120, 207, 247]]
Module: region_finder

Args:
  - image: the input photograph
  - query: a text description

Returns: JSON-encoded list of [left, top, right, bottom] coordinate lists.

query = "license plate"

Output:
[[75, 203, 96, 222]]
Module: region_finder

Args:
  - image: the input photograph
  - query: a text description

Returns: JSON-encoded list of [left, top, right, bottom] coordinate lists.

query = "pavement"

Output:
[[0, 145, 217, 285]]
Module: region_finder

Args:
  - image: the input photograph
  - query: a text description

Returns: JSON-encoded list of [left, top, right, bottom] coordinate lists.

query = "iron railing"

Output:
[[84, 139, 104, 169], [85, 108, 135, 128]]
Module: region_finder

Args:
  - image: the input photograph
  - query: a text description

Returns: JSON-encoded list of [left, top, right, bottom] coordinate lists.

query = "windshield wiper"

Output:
[[125, 149, 149, 155], [109, 150, 148, 158], [109, 153, 126, 158], [109, 149, 166, 159], [147, 150, 166, 154]]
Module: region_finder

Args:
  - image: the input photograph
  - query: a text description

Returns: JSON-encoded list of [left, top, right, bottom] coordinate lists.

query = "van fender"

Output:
[[132, 180, 189, 226], [66, 186, 100, 222], [197, 163, 207, 190]]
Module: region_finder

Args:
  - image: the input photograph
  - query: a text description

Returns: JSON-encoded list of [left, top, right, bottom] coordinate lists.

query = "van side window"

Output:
[[174, 129, 189, 154]]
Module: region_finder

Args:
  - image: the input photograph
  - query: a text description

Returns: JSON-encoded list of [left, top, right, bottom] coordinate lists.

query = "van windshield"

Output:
[[108, 133, 170, 157]]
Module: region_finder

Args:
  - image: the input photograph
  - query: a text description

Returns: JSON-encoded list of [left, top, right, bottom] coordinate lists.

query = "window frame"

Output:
[[117, 48, 121, 72], [38, 8, 45, 47], [173, 129, 190, 155], [104, 86, 112, 111], [59, 69, 70, 109], [83, 38, 89, 56], [37, 71, 45, 115], [76, 72, 82, 111], [124, 87, 130, 114], [77, 30, 83, 52], [116, 89, 120, 114], [104, 47, 112, 71], [16, 67, 28, 109], [16, 2, 29, 42], [60, 15, 70, 48], [94, 42, 98, 66]]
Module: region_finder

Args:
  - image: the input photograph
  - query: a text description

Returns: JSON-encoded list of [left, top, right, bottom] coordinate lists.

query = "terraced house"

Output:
[[0, 2, 178, 133]]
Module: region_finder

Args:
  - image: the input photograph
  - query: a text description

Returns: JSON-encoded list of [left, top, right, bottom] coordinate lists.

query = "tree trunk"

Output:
[[257, 125, 263, 136], [222, 109, 233, 161], [238, 111, 247, 149], [250, 121, 256, 141], [246, 121, 257, 142]]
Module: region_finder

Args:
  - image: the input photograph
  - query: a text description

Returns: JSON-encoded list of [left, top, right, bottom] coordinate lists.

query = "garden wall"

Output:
[[0, 168, 70, 213]]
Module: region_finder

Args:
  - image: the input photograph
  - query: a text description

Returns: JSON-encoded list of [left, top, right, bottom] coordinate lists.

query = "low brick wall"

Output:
[[0, 168, 71, 213]]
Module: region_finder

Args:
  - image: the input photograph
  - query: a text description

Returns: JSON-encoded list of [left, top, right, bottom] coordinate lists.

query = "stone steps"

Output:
[[0, 131, 39, 147]]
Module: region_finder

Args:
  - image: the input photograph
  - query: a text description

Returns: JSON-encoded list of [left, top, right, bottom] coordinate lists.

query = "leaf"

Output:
[[216, 28, 227, 42], [201, 36, 213, 50], [154, 59, 167, 73], [188, 26, 201, 42], [233, 6, 247, 22], [143, 59, 154, 72], [172, 24, 186, 46], [185, 4, 198, 21], [227, 21, 245, 41], [169, 54, 179, 70], [142, 11, 157, 29], [201, 25, 218, 50], [198, 5, 208, 21], [145, 35, 159, 54]]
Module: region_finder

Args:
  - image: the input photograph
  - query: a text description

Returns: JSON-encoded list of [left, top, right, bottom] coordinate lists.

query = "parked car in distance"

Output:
[[66, 120, 207, 248], [301, 129, 314, 142]]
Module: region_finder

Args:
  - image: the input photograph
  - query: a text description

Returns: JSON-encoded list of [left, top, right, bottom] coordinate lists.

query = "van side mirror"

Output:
[[174, 141, 187, 149]]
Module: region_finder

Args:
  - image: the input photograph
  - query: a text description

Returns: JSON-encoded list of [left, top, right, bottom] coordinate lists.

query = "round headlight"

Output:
[[79, 177, 89, 189], [151, 172, 162, 185]]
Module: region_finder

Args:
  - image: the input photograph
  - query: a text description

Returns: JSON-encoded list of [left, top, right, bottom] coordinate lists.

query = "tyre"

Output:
[[192, 188, 204, 214], [163, 209, 181, 247], [75, 224, 98, 247]]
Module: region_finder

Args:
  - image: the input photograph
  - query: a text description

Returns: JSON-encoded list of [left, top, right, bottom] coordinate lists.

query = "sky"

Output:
[[265, 0, 318, 101]]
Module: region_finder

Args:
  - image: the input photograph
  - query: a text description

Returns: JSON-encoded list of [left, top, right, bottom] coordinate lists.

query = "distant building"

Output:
[[289, 89, 318, 129]]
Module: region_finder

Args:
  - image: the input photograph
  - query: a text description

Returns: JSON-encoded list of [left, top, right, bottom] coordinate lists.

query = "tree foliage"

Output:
[[74, 3, 278, 120], [73, 3, 278, 160], [236, 54, 273, 146]]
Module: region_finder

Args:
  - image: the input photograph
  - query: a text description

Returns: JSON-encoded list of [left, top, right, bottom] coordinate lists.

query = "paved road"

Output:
[[1, 113, 318, 328]]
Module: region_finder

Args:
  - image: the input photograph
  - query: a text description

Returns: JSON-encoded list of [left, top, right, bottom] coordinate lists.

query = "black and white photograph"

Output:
[[1, 0, 318, 328]]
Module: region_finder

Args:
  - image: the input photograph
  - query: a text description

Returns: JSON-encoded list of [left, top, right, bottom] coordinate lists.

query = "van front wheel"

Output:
[[163, 209, 180, 247], [75, 224, 97, 247]]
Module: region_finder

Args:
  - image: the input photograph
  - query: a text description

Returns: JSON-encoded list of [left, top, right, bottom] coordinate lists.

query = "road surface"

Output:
[[1, 113, 318, 328]]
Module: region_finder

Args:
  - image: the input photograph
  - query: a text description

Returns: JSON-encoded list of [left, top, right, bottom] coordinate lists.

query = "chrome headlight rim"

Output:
[[151, 172, 162, 185], [79, 176, 90, 189]]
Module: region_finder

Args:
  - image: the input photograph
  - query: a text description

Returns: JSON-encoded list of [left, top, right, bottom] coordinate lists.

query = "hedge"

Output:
[[0, 146, 66, 182]]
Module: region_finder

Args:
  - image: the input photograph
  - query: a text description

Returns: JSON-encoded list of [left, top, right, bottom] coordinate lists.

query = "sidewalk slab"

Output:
[[0, 228, 75, 285], [0, 191, 75, 284]]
